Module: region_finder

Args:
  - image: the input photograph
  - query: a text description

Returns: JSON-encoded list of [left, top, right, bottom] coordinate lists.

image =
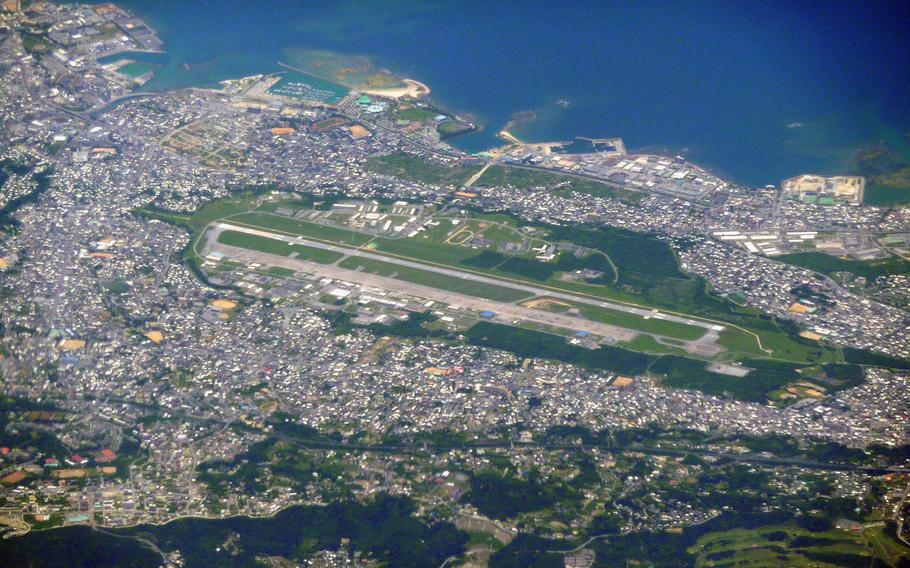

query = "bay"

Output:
[[113, 0, 910, 187]]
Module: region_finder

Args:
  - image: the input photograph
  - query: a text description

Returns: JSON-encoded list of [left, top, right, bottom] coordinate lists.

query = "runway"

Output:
[[206, 221, 725, 356]]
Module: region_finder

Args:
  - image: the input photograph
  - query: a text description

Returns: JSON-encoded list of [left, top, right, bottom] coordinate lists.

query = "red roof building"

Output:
[[95, 449, 117, 463]]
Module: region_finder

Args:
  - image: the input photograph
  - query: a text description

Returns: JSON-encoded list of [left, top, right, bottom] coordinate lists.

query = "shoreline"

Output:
[[362, 77, 431, 99], [11, 500, 309, 539]]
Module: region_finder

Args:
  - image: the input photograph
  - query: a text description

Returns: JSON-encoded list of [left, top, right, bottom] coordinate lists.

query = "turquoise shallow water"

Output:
[[268, 70, 350, 104], [114, 0, 910, 187]]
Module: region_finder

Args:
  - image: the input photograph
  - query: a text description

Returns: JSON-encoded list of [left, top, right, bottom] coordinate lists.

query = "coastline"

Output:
[[362, 78, 431, 99], [12, 500, 309, 539]]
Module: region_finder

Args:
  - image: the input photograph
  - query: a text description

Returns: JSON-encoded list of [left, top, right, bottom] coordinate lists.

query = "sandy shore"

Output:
[[363, 78, 431, 99]]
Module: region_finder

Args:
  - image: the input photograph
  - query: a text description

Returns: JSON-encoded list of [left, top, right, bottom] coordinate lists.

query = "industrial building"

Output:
[[781, 174, 865, 205]]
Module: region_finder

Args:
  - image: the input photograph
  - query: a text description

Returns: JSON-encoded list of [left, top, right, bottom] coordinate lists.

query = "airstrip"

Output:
[[201, 219, 725, 357]]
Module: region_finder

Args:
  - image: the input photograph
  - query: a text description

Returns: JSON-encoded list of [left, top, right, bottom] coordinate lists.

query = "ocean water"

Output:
[[114, 0, 910, 187]]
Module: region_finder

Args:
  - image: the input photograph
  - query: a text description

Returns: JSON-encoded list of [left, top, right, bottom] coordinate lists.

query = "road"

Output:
[[99, 394, 910, 479], [208, 221, 725, 355], [895, 478, 910, 546], [438, 547, 493, 568], [265, 429, 910, 475], [463, 162, 494, 188], [99, 398, 910, 475]]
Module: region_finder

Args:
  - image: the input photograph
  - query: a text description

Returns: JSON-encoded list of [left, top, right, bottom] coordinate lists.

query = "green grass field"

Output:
[[777, 251, 910, 280], [864, 525, 910, 566], [364, 153, 481, 187], [530, 299, 706, 341], [230, 212, 374, 247], [582, 305, 705, 341], [394, 107, 439, 122], [716, 325, 840, 362], [21, 33, 51, 54], [688, 524, 899, 567], [216, 230, 343, 264], [620, 333, 690, 356], [266, 266, 296, 277], [338, 256, 532, 303]]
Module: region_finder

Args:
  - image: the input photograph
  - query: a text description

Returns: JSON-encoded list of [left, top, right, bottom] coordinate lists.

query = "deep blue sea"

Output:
[[114, 0, 910, 187]]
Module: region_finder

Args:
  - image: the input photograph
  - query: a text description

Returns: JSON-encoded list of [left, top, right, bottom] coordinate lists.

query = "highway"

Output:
[[267, 430, 910, 476], [86, 397, 910, 477]]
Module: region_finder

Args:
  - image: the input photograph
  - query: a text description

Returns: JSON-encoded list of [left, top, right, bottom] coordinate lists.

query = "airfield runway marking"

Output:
[[211, 241, 642, 344], [208, 221, 726, 355], [211, 220, 719, 333]]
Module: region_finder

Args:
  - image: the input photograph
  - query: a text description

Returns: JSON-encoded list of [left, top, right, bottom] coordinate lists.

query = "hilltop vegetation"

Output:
[[364, 153, 480, 186], [0, 495, 468, 568]]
